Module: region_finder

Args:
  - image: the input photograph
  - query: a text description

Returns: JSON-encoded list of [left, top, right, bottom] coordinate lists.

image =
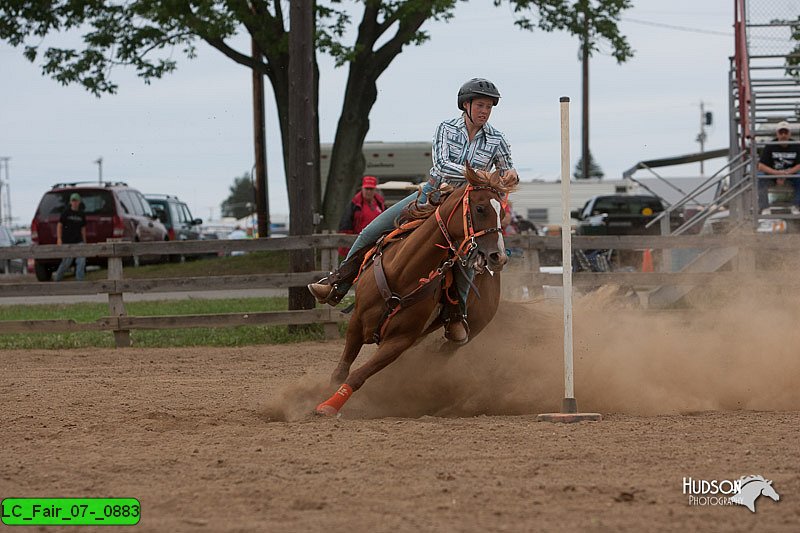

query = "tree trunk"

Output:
[[581, 11, 590, 181], [252, 38, 270, 238], [322, 63, 379, 230], [319, 4, 433, 230], [287, 0, 317, 312]]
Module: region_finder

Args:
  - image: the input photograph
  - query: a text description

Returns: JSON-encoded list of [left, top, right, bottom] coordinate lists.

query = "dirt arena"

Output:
[[2, 289, 800, 531]]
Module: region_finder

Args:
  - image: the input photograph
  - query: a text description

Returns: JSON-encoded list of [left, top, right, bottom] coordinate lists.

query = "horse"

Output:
[[315, 166, 516, 416], [730, 475, 780, 513]]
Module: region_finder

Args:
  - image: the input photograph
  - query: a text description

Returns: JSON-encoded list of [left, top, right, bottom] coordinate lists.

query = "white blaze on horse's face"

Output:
[[490, 199, 505, 253]]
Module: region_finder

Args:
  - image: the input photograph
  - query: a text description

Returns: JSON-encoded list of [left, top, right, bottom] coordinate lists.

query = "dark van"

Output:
[[145, 195, 203, 242]]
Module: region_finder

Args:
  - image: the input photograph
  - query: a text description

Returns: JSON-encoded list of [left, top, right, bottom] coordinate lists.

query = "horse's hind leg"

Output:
[[316, 336, 416, 416]]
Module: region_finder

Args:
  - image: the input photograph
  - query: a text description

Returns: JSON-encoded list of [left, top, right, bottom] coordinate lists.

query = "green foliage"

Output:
[[787, 16, 800, 78], [509, 0, 634, 63], [1, 0, 635, 232], [573, 151, 604, 179], [1, 1, 634, 95], [221, 173, 255, 219]]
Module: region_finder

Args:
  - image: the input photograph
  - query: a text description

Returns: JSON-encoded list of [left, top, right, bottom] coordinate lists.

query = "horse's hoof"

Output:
[[315, 404, 338, 417]]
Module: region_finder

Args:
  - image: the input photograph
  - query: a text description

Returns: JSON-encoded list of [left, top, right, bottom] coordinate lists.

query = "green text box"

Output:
[[2, 498, 140, 526]]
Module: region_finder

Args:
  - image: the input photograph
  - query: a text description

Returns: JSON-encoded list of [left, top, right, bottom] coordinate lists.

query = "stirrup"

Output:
[[444, 317, 470, 344]]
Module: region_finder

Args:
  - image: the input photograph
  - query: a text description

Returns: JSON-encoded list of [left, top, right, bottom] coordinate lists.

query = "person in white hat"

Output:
[[757, 120, 800, 209]]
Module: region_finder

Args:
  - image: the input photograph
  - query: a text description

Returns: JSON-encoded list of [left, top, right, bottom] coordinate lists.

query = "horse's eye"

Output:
[[476, 205, 485, 215]]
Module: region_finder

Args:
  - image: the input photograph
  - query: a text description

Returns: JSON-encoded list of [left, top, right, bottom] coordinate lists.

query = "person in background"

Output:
[[757, 120, 800, 210], [337, 176, 386, 258], [501, 201, 517, 235], [54, 193, 87, 281], [228, 225, 248, 240], [227, 225, 249, 256]]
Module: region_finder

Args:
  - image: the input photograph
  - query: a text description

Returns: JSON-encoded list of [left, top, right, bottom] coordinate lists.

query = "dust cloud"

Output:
[[269, 279, 800, 420]]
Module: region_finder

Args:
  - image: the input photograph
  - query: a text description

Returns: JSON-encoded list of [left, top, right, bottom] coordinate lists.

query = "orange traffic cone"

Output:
[[641, 249, 654, 273]]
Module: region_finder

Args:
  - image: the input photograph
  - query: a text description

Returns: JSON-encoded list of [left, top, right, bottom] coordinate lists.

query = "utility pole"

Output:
[[251, 37, 270, 238], [0, 157, 10, 226], [287, 0, 317, 312], [581, 10, 590, 180], [696, 102, 712, 176], [95, 157, 103, 183]]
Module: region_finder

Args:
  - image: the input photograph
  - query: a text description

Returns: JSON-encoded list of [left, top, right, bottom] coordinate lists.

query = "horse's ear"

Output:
[[464, 162, 477, 185]]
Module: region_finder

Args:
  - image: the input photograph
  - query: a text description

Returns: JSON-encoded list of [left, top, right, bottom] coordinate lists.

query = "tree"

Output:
[[0, 1, 634, 231], [572, 151, 604, 180], [221, 174, 255, 220], [788, 16, 800, 78]]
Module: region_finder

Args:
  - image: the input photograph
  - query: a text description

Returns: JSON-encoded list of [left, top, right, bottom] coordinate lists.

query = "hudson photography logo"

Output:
[[682, 475, 780, 512]]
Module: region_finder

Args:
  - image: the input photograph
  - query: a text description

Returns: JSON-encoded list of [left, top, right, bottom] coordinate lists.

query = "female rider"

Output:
[[309, 77, 519, 343]]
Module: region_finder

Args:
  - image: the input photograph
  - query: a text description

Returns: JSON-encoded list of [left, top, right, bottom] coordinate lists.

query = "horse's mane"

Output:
[[739, 475, 769, 485], [401, 166, 518, 223]]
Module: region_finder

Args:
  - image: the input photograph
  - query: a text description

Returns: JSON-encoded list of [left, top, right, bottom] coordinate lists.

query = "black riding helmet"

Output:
[[457, 78, 501, 111]]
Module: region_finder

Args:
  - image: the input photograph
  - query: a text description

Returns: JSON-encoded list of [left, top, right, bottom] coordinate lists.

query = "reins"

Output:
[[435, 185, 502, 266]]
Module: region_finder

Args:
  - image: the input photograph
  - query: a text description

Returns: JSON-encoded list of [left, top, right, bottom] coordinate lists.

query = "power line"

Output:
[[622, 17, 732, 37], [623, 17, 796, 43]]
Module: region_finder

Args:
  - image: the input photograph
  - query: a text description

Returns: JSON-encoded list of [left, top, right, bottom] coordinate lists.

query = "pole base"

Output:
[[537, 397, 602, 423], [536, 412, 602, 423]]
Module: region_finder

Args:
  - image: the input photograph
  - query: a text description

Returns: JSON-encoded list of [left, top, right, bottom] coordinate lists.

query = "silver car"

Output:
[[0, 225, 26, 274]]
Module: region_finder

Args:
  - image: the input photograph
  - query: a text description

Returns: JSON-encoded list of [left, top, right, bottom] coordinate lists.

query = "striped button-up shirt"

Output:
[[429, 115, 514, 188]]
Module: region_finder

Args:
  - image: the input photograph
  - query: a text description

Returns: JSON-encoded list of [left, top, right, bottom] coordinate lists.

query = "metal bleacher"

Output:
[[642, 0, 800, 307], [734, 0, 800, 225]]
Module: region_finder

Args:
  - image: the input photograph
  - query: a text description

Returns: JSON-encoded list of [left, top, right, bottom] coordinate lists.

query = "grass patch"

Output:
[[0, 297, 334, 349]]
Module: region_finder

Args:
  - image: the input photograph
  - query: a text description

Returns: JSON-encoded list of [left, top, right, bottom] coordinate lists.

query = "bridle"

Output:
[[434, 184, 503, 267]]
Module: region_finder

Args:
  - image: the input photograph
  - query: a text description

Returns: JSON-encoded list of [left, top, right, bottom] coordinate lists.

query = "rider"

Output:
[[309, 77, 518, 343]]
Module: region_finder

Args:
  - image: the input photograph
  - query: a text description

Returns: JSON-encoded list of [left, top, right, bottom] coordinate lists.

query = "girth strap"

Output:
[[371, 252, 446, 344]]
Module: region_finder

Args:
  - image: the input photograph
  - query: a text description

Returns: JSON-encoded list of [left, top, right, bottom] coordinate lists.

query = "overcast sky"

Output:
[[1, 0, 741, 226]]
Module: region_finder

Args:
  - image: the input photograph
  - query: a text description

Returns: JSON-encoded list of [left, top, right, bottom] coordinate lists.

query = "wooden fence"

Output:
[[0, 232, 797, 347]]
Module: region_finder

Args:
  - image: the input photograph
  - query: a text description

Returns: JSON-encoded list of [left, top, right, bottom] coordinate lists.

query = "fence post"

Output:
[[320, 230, 332, 273], [106, 240, 131, 348], [319, 232, 341, 339], [524, 237, 543, 299], [735, 246, 756, 273], [319, 230, 341, 273], [323, 321, 340, 340]]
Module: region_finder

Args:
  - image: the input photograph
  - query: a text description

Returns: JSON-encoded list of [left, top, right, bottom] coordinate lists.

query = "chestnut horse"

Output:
[[316, 166, 516, 416]]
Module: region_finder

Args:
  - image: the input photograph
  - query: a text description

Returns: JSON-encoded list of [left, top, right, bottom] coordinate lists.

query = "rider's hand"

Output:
[[502, 168, 519, 187]]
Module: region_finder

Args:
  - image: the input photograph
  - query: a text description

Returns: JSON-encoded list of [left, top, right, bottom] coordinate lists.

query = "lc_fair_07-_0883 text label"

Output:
[[1, 498, 141, 525]]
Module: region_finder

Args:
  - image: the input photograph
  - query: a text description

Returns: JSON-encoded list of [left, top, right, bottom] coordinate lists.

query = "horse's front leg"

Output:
[[316, 335, 417, 416], [330, 315, 364, 384]]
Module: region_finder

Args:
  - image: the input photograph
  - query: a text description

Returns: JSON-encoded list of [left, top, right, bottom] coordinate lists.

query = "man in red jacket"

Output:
[[337, 176, 386, 257]]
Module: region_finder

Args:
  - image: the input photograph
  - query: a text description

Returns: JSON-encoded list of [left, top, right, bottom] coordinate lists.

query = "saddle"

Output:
[[355, 216, 463, 344]]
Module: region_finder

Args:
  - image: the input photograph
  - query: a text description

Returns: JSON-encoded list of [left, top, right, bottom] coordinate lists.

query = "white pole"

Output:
[[559, 97, 575, 409], [536, 98, 601, 423]]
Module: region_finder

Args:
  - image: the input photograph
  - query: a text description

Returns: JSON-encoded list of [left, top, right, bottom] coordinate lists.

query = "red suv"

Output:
[[31, 182, 168, 281]]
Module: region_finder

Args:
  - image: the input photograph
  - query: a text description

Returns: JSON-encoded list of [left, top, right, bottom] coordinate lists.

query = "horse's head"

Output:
[[761, 480, 780, 502], [440, 164, 517, 274], [736, 475, 781, 508]]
